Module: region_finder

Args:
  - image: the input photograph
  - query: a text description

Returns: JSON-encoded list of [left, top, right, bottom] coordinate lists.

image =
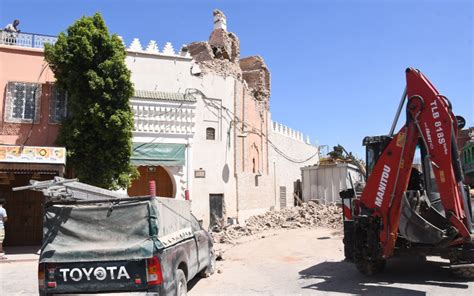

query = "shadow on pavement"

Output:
[[299, 257, 473, 296], [187, 274, 203, 291]]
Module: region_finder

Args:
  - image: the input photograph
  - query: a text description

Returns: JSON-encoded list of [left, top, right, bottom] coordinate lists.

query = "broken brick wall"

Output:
[[240, 56, 270, 102]]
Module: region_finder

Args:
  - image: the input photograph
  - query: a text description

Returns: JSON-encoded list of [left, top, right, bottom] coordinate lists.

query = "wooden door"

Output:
[[1, 174, 46, 246], [209, 194, 224, 229], [128, 166, 174, 197]]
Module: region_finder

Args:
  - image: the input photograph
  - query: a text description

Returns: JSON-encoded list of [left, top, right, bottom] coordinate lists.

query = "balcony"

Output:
[[0, 30, 57, 49]]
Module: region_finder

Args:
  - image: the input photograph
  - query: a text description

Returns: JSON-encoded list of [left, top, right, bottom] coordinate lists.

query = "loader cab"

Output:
[[362, 135, 392, 179]]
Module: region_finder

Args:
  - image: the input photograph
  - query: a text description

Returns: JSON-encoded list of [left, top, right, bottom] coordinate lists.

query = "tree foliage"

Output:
[[45, 13, 136, 189]]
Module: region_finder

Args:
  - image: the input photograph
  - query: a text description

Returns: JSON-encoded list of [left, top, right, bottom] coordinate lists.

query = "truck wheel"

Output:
[[199, 249, 216, 278], [176, 269, 187, 296], [343, 221, 354, 262], [450, 260, 474, 279], [355, 259, 386, 276]]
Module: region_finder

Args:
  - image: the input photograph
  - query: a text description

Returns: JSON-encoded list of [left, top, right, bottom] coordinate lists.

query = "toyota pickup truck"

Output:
[[37, 195, 215, 295]]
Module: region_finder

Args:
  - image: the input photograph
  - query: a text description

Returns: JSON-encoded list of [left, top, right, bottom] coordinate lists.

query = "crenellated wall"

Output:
[[121, 37, 190, 58], [269, 119, 319, 209], [271, 120, 314, 145]]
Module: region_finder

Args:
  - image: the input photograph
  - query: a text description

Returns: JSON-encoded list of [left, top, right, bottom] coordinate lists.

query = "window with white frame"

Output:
[[49, 86, 67, 123], [4, 81, 41, 123]]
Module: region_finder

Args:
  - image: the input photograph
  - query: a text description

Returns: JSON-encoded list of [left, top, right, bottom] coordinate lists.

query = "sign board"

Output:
[[0, 146, 66, 164], [194, 169, 205, 178]]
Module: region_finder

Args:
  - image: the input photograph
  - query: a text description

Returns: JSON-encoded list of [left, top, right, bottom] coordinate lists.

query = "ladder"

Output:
[[12, 177, 128, 201]]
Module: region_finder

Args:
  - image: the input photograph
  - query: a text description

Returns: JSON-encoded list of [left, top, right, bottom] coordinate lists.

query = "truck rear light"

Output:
[[146, 256, 163, 285], [38, 263, 45, 289], [47, 282, 57, 288]]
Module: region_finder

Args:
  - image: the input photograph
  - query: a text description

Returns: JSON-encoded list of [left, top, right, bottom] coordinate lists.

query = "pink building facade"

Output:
[[0, 42, 65, 246]]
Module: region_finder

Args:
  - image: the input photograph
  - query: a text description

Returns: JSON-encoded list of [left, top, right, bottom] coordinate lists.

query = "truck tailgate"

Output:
[[43, 260, 148, 293]]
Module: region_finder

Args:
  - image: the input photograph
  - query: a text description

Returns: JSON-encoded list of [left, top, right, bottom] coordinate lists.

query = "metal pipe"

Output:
[[45, 195, 153, 206], [389, 87, 407, 137]]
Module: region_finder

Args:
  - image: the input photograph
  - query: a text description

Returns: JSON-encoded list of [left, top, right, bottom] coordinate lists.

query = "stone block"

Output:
[[188, 42, 214, 62], [209, 28, 240, 61], [240, 56, 271, 101]]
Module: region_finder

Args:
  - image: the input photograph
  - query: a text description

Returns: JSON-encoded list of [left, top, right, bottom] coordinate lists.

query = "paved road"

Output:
[[1, 228, 473, 295], [189, 228, 474, 296]]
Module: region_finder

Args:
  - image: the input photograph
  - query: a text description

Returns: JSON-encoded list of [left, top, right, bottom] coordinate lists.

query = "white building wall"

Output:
[[125, 48, 237, 227], [269, 120, 319, 209], [301, 163, 363, 204], [190, 76, 237, 226]]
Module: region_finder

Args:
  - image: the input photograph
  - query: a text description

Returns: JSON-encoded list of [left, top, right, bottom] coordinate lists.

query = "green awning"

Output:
[[131, 143, 186, 166]]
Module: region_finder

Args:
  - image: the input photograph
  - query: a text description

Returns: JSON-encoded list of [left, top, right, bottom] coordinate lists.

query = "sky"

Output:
[[1, 0, 472, 159]]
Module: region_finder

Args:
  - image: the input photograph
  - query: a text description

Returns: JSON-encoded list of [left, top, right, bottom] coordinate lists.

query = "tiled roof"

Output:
[[134, 90, 196, 102]]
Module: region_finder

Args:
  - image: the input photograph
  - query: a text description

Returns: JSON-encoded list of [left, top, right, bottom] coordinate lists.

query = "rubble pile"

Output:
[[212, 201, 342, 244]]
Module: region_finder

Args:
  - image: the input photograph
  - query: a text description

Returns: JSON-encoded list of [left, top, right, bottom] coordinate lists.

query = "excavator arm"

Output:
[[358, 68, 471, 259]]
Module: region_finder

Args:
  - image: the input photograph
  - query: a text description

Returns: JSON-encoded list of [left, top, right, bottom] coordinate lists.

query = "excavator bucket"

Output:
[[399, 191, 448, 244]]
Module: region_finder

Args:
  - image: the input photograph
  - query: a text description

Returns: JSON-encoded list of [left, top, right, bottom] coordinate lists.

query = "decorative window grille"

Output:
[[49, 86, 68, 123], [206, 127, 216, 140], [4, 81, 41, 123]]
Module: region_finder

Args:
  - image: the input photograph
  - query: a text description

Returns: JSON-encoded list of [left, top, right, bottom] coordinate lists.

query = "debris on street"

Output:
[[212, 201, 342, 244]]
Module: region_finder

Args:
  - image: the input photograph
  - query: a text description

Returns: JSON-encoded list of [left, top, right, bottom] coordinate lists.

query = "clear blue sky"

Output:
[[1, 0, 472, 158]]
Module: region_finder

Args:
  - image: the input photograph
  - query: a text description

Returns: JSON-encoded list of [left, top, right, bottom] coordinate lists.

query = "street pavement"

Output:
[[1, 228, 473, 295], [189, 228, 474, 296]]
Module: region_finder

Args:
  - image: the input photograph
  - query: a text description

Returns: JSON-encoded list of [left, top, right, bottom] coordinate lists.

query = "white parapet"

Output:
[[145, 40, 159, 54], [271, 120, 315, 145], [162, 42, 175, 55], [124, 37, 191, 59], [129, 38, 143, 52]]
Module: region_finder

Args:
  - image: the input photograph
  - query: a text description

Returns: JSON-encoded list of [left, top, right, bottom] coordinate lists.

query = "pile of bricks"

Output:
[[212, 201, 342, 244]]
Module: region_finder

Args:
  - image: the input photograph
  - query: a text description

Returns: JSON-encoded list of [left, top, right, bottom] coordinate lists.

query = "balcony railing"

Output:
[[0, 30, 57, 49]]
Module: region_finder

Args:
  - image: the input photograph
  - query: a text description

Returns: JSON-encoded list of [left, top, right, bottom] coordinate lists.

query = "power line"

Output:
[[131, 86, 319, 164], [184, 88, 319, 164]]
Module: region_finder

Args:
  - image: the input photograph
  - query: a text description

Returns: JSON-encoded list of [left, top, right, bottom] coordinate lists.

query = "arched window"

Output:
[[206, 127, 215, 140]]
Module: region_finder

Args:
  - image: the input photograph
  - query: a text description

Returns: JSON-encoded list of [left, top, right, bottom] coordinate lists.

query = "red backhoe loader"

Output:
[[340, 68, 474, 278]]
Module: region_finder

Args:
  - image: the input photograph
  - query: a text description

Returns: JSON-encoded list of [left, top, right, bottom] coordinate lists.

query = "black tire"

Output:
[[343, 221, 354, 262], [176, 269, 187, 296], [450, 260, 474, 279], [355, 259, 386, 276], [199, 249, 216, 278]]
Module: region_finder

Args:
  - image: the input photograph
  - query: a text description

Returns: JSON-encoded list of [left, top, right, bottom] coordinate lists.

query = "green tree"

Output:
[[45, 13, 137, 189]]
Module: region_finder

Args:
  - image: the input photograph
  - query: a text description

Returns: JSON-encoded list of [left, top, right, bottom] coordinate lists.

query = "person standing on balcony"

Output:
[[4, 19, 20, 45]]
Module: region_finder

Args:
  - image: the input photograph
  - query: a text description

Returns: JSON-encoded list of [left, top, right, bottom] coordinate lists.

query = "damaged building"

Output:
[[125, 10, 318, 225]]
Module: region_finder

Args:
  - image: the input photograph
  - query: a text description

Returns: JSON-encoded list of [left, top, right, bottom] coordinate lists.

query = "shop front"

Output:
[[0, 145, 66, 246], [128, 143, 186, 198]]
